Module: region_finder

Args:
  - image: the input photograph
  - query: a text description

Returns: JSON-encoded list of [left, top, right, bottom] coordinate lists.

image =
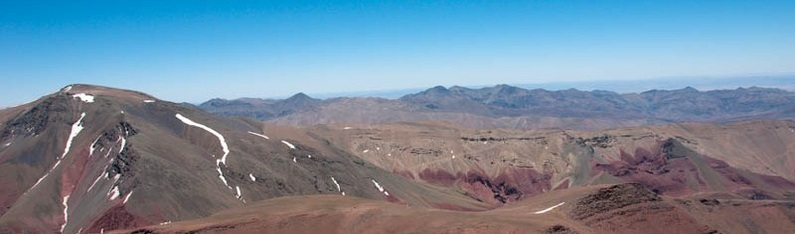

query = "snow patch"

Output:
[[293, 157, 297, 163], [143, 100, 155, 103], [308, 154, 312, 158], [108, 186, 120, 200], [363, 150, 369, 153], [215, 160, 231, 189], [249, 173, 256, 181], [72, 93, 95, 103], [89, 136, 101, 156], [2, 142, 10, 147], [452, 155, 455, 159], [235, 186, 242, 199], [62, 85, 72, 92], [176, 114, 236, 193], [331, 176, 342, 192], [60, 195, 70, 232], [87, 173, 104, 192], [103, 146, 114, 158], [175, 114, 230, 164], [247, 131, 270, 140], [281, 140, 296, 149], [28, 113, 86, 192], [123, 191, 133, 204], [63, 113, 86, 159], [159, 221, 172, 225], [119, 137, 127, 154], [533, 202, 565, 214], [371, 179, 389, 196], [343, 127, 352, 130]]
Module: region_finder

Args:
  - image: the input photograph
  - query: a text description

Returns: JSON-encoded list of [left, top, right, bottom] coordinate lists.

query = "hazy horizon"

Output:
[[2, 1, 794, 107]]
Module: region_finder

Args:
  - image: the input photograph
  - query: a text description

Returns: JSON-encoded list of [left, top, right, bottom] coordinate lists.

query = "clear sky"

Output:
[[2, 0, 794, 106]]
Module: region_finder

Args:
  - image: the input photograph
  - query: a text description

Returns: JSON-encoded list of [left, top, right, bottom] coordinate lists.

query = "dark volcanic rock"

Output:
[[569, 183, 662, 220], [545, 224, 578, 234]]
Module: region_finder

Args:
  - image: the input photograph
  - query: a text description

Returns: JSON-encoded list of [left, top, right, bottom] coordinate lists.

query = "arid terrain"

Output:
[[1, 84, 794, 233]]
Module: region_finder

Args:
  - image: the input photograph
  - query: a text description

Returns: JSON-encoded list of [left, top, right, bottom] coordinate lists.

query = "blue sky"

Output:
[[2, 1, 794, 106]]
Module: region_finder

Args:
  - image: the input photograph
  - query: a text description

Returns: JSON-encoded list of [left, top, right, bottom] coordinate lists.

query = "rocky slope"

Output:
[[0, 85, 481, 233], [309, 120, 795, 205]]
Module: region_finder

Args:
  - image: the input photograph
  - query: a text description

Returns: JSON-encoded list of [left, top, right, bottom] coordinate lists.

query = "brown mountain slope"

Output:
[[2, 84, 794, 233], [0, 85, 484, 233], [308, 120, 795, 204], [123, 183, 795, 234]]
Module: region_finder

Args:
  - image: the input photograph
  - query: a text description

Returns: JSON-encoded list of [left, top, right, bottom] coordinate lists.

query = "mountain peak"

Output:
[[286, 92, 315, 101], [428, 85, 449, 93], [57, 84, 157, 102]]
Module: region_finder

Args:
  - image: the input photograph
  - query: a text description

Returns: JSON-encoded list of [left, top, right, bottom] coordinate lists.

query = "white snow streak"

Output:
[[63, 113, 86, 159], [159, 221, 172, 225], [371, 179, 389, 196], [215, 163, 230, 189], [175, 114, 230, 164], [72, 93, 95, 103], [176, 114, 237, 195], [235, 186, 242, 199], [2, 142, 10, 147], [249, 173, 256, 181], [533, 202, 565, 214], [293, 157, 297, 163], [89, 136, 100, 156], [143, 100, 155, 103], [62, 85, 72, 92], [123, 191, 133, 204], [87, 173, 103, 192], [108, 186, 120, 200], [308, 154, 312, 158], [331, 177, 342, 194], [363, 150, 369, 153], [60, 195, 70, 232], [104, 146, 114, 158], [247, 131, 270, 140], [281, 140, 295, 149], [343, 127, 352, 130], [119, 137, 127, 154], [28, 113, 86, 192]]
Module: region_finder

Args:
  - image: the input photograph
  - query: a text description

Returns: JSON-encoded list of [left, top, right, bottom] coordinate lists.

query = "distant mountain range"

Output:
[[200, 85, 795, 130]]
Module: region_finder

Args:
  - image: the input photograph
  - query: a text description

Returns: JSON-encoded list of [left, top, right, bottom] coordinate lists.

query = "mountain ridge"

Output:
[[2, 84, 795, 233], [200, 84, 795, 130]]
